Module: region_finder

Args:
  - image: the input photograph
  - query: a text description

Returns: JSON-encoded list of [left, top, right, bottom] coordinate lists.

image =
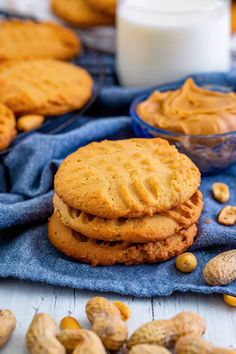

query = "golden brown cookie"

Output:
[[48, 213, 198, 266], [54, 138, 201, 218], [53, 190, 203, 243], [88, 0, 116, 16], [0, 104, 16, 150], [0, 20, 80, 61], [0, 59, 93, 116], [51, 0, 115, 27]]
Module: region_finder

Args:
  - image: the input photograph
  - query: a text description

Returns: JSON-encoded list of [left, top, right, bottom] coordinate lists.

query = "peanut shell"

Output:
[[0, 310, 16, 347], [26, 313, 65, 354], [176, 335, 236, 354], [127, 312, 206, 349], [130, 344, 171, 354], [58, 328, 106, 354], [203, 250, 236, 285]]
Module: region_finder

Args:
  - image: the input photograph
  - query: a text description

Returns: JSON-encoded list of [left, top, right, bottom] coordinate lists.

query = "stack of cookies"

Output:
[[49, 138, 203, 266]]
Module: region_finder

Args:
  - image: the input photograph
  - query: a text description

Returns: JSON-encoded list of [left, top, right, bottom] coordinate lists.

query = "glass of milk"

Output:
[[117, 0, 231, 88]]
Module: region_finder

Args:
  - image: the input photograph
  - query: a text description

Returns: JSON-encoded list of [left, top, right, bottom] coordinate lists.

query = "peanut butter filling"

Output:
[[137, 78, 236, 135]]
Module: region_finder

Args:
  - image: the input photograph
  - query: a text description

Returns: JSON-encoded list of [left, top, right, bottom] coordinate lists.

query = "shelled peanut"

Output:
[[17, 114, 45, 132], [223, 294, 236, 307], [60, 316, 81, 330], [113, 301, 131, 321], [176, 253, 198, 273]]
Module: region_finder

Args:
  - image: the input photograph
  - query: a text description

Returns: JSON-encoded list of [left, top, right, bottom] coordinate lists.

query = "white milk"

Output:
[[117, 0, 231, 87]]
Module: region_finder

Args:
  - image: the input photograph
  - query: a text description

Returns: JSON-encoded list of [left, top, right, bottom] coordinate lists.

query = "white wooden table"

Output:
[[0, 0, 235, 352]]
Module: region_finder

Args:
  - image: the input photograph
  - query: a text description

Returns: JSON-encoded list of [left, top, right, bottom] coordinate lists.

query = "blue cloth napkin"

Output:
[[0, 81, 236, 298]]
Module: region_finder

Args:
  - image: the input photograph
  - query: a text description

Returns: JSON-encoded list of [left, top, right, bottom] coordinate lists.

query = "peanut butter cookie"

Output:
[[53, 190, 203, 243], [0, 104, 16, 150], [88, 0, 116, 16], [0, 20, 80, 61], [54, 138, 201, 218], [48, 213, 198, 266], [51, 0, 115, 27], [0, 59, 93, 116]]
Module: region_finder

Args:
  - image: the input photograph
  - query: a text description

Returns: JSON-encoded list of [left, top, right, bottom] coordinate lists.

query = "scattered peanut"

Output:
[[176, 253, 198, 273], [58, 328, 106, 354], [212, 183, 230, 203], [0, 310, 16, 347], [218, 206, 236, 226], [60, 316, 81, 330], [86, 296, 128, 351], [113, 301, 131, 321], [5, 297, 236, 353], [17, 114, 45, 132], [127, 312, 206, 349], [26, 313, 65, 354], [203, 250, 236, 285], [175, 335, 236, 354], [129, 344, 172, 354], [223, 294, 236, 307]]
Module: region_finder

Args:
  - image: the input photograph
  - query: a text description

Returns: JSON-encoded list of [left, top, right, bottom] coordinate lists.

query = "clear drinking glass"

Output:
[[117, 0, 231, 87]]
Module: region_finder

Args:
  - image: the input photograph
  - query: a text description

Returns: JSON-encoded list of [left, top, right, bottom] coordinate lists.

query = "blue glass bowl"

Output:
[[130, 73, 236, 175]]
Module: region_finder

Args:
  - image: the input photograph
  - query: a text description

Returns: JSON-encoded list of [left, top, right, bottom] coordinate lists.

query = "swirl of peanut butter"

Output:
[[137, 78, 236, 135]]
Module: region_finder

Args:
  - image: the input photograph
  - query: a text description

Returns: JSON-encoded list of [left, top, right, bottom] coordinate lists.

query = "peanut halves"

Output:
[[218, 206, 236, 226], [17, 114, 45, 132], [212, 183, 230, 203]]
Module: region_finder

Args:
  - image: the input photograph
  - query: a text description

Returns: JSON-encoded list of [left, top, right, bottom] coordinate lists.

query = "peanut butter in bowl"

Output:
[[137, 78, 236, 136], [131, 77, 236, 174]]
